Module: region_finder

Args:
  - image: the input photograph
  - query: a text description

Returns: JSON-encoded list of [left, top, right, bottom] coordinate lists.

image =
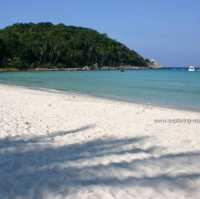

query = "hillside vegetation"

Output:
[[0, 23, 151, 70]]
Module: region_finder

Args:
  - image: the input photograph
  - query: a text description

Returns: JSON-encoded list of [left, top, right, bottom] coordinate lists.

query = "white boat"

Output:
[[188, 65, 195, 72]]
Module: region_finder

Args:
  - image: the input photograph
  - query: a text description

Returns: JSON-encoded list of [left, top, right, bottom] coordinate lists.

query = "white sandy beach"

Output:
[[0, 84, 200, 199]]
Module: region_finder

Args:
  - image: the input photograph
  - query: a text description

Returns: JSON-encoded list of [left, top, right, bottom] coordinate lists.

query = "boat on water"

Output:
[[188, 66, 196, 72]]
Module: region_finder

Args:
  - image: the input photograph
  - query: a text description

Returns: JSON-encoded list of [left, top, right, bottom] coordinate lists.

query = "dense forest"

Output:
[[0, 23, 151, 70]]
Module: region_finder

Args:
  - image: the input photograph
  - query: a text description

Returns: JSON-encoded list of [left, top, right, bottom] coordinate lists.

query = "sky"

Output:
[[0, 0, 199, 67]]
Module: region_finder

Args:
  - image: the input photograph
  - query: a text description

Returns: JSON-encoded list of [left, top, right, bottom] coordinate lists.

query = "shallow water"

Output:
[[0, 69, 200, 111]]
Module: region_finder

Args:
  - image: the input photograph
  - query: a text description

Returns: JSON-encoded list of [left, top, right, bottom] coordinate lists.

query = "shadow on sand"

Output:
[[0, 125, 200, 198]]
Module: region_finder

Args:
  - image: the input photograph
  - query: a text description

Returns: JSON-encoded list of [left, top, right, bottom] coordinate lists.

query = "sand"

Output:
[[0, 84, 200, 199]]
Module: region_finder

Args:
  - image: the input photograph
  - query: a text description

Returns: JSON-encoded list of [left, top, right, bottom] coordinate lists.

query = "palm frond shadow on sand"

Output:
[[0, 125, 200, 198]]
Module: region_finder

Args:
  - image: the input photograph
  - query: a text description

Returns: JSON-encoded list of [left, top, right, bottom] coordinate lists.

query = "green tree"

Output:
[[0, 38, 8, 67]]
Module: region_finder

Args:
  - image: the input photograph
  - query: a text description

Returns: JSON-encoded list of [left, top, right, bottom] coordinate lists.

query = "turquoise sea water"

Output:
[[0, 69, 200, 111]]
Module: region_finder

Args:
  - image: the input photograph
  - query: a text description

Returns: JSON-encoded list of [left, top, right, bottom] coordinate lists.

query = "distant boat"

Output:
[[188, 66, 195, 72]]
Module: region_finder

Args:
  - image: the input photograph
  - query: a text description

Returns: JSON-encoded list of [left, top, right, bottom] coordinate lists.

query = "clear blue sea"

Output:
[[0, 69, 200, 111]]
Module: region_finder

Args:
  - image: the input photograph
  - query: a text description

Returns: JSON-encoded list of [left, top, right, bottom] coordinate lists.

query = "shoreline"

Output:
[[0, 65, 160, 73], [1, 83, 199, 131], [0, 82, 199, 113]]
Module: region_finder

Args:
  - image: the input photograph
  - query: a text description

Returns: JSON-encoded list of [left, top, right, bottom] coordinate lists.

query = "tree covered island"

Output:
[[0, 22, 154, 70]]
